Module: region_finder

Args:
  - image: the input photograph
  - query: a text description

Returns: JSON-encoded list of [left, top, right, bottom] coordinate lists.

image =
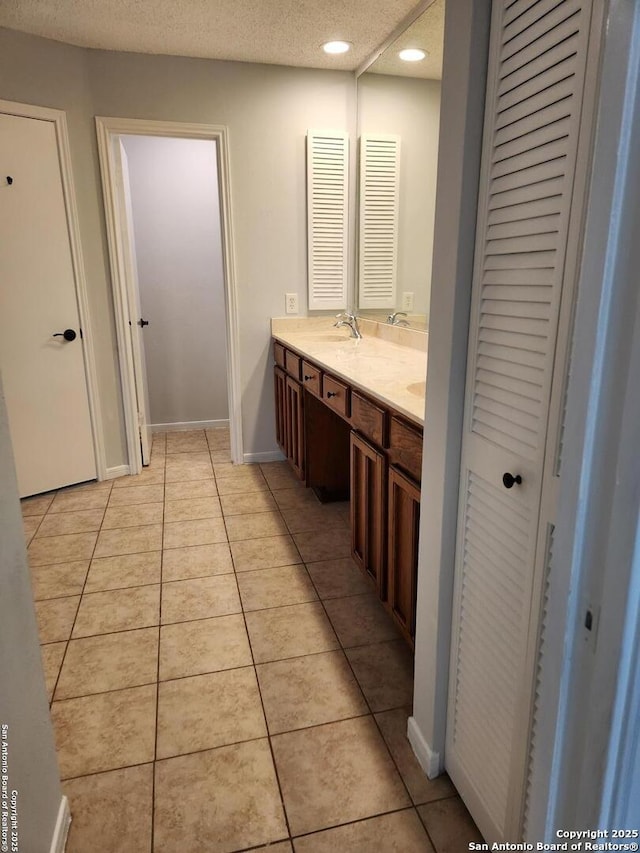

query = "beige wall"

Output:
[[0, 27, 356, 463], [357, 74, 441, 319]]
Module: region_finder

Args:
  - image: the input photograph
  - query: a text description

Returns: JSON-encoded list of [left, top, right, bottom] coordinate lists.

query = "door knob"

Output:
[[503, 472, 522, 489], [53, 329, 77, 342]]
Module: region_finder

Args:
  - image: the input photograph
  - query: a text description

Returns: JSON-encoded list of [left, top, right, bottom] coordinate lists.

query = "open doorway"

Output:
[[96, 118, 242, 474]]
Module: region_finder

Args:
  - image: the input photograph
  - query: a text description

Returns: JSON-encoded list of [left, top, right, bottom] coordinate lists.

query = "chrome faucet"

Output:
[[387, 311, 410, 326], [334, 312, 362, 339]]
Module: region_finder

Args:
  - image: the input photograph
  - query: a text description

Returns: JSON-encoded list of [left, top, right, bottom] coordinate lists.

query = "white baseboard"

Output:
[[49, 795, 71, 853], [104, 464, 130, 480], [407, 716, 442, 779], [151, 419, 229, 432], [243, 450, 286, 464]]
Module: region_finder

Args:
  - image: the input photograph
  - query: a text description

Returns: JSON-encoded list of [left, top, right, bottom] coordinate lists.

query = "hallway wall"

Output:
[[122, 135, 229, 427]]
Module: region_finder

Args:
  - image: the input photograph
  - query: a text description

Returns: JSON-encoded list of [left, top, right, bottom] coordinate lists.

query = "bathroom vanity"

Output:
[[271, 317, 427, 647]]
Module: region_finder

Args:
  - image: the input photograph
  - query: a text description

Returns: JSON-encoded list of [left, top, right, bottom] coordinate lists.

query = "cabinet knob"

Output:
[[304, 374, 313, 381], [502, 472, 522, 489], [327, 391, 337, 398]]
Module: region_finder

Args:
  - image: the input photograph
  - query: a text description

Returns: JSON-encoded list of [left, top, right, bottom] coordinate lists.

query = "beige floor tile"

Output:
[[31, 560, 89, 600], [215, 473, 269, 495], [261, 466, 303, 490], [293, 809, 434, 853], [72, 585, 160, 637], [154, 740, 287, 853], [306, 557, 371, 600], [35, 596, 80, 643], [94, 524, 163, 558], [324, 594, 400, 647], [161, 575, 241, 624], [51, 684, 156, 778], [281, 504, 348, 534], [102, 502, 163, 529], [21, 493, 55, 516], [272, 716, 410, 836], [36, 509, 104, 538], [259, 461, 293, 476], [220, 490, 277, 516], [225, 511, 288, 542], [206, 427, 231, 450], [64, 764, 153, 853], [272, 487, 320, 511], [56, 628, 158, 699], [246, 602, 339, 664], [376, 709, 456, 805], [215, 464, 264, 483], [112, 468, 165, 488], [84, 552, 162, 593], [417, 797, 484, 852], [64, 479, 113, 493], [210, 449, 233, 464], [166, 432, 208, 453], [107, 484, 165, 507], [28, 532, 97, 566], [165, 453, 213, 483], [162, 542, 233, 581], [164, 480, 218, 500], [23, 515, 43, 543], [163, 517, 227, 549], [237, 564, 318, 611], [164, 496, 222, 522], [231, 534, 302, 572], [40, 642, 66, 702], [159, 614, 252, 680], [254, 844, 292, 853], [257, 649, 367, 734], [157, 667, 266, 759], [346, 640, 414, 712], [49, 489, 110, 513], [293, 528, 351, 563]]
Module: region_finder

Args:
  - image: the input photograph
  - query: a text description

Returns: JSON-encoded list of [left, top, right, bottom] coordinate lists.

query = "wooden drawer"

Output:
[[273, 341, 286, 370], [301, 360, 322, 398], [285, 349, 302, 381], [351, 392, 387, 448], [322, 374, 350, 419], [389, 416, 423, 482]]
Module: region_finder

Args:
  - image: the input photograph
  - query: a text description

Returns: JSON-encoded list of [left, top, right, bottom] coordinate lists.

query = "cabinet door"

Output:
[[387, 465, 420, 646], [350, 431, 386, 597], [285, 375, 305, 480], [274, 366, 287, 453]]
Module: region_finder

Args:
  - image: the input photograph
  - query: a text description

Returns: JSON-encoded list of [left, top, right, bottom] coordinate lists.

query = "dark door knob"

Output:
[[503, 472, 522, 489], [53, 329, 77, 342]]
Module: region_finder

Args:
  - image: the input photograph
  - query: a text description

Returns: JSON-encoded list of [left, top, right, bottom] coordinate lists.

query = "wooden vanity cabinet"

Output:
[[273, 363, 305, 480], [387, 466, 421, 647], [350, 432, 387, 598]]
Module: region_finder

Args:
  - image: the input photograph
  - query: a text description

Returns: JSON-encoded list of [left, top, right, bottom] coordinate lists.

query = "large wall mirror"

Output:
[[356, 0, 444, 331]]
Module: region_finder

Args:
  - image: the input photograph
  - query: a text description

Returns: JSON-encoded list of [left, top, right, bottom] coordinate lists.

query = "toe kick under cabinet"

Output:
[[273, 339, 422, 647]]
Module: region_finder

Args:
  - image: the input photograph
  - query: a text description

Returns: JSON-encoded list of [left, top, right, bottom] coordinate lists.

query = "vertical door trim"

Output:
[[0, 99, 106, 480], [95, 117, 243, 470]]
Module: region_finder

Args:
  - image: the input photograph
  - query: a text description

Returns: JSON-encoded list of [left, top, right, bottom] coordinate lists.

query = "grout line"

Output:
[[151, 446, 166, 853]]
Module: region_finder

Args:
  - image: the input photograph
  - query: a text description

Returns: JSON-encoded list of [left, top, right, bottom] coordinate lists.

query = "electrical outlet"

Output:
[[401, 292, 414, 312], [285, 293, 298, 314]]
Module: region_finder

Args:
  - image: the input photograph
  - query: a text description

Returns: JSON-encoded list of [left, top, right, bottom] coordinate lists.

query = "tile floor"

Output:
[[22, 427, 483, 852]]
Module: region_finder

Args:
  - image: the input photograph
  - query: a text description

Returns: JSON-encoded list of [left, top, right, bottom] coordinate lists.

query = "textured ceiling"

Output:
[[367, 0, 444, 79], [0, 0, 427, 71]]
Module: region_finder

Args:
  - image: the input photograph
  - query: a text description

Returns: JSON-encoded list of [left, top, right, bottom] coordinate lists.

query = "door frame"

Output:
[[95, 117, 243, 472], [0, 99, 106, 480]]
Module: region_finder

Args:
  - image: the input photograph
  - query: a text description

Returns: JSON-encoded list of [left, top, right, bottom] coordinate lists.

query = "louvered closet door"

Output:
[[446, 0, 595, 842]]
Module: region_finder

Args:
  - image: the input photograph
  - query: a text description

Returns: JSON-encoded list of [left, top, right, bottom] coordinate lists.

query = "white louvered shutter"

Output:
[[446, 0, 595, 842], [306, 130, 349, 310], [358, 134, 400, 309]]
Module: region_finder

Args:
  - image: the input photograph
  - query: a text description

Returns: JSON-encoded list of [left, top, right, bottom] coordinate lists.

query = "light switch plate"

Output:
[[285, 293, 299, 314], [401, 292, 414, 312]]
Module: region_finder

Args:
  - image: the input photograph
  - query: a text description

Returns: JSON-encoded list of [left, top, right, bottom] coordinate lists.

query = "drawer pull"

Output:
[[327, 391, 337, 398], [304, 374, 314, 382]]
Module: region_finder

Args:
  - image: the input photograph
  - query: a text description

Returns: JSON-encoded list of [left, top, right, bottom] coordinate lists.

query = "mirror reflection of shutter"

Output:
[[446, 0, 595, 843], [358, 134, 400, 310], [306, 130, 349, 310]]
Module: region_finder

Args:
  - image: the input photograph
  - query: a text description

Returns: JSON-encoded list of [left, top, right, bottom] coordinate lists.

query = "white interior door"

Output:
[[445, 0, 596, 842], [113, 139, 152, 465], [0, 112, 96, 497]]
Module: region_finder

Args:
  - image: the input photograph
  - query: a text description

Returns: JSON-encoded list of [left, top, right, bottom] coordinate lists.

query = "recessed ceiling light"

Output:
[[399, 48, 427, 62], [323, 40, 351, 55]]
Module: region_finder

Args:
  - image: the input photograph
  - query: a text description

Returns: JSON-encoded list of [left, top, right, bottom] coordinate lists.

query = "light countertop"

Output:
[[271, 317, 427, 426]]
